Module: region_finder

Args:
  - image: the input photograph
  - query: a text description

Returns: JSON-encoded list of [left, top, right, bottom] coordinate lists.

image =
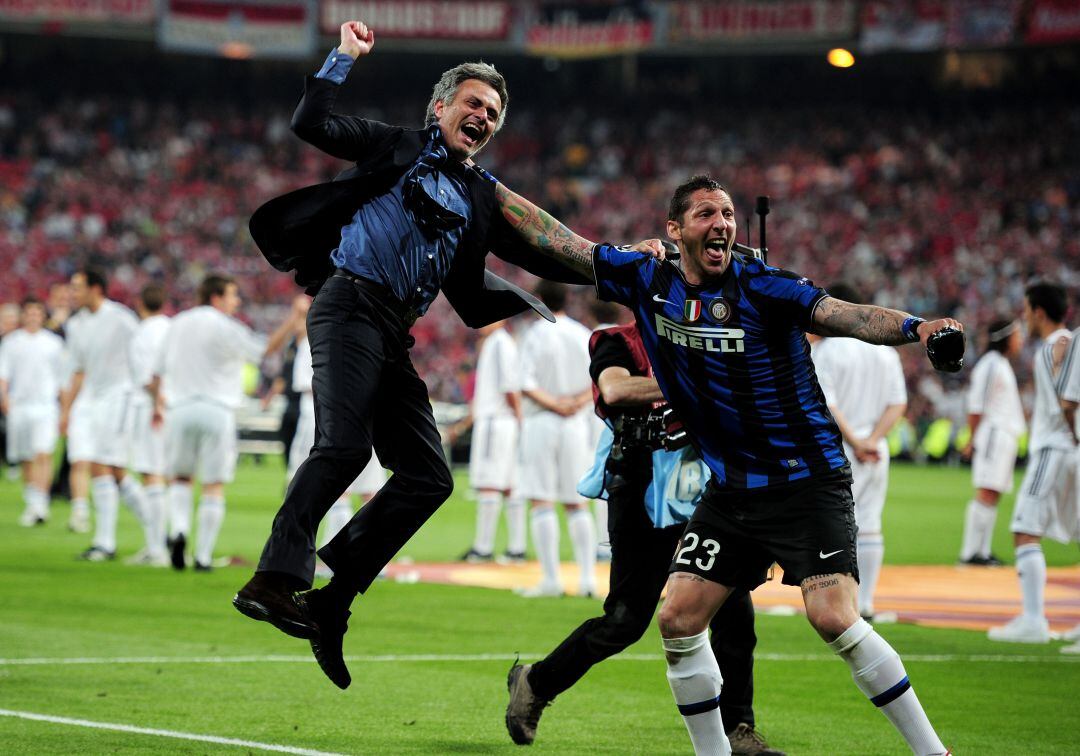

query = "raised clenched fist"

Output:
[[338, 20, 374, 58]]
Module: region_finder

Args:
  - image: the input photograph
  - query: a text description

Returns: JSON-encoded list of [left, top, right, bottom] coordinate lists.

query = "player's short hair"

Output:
[[198, 274, 235, 306], [425, 62, 509, 133], [140, 284, 166, 313], [825, 282, 863, 305], [668, 175, 728, 222], [81, 266, 108, 293], [1025, 281, 1067, 323], [21, 295, 44, 309], [589, 300, 622, 326], [986, 318, 1018, 353], [535, 280, 567, 312]]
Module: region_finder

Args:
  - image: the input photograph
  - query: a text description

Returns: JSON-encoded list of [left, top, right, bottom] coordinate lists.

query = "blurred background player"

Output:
[[154, 274, 302, 571], [809, 282, 908, 623], [988, 282, 1076, 643], [456, 318, 525, 564], [0, 297, 65, 526], [1057, 319, 1080, 654], [507, 320, 782, 755], [62, 268, 145, 562], [517, 281, 596, 598], [123, 284, 172, 567], [957, 318, 1025, 566]]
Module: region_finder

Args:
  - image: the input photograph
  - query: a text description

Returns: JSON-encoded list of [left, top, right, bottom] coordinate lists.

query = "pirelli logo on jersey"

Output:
[[655, 314, 745, 353]]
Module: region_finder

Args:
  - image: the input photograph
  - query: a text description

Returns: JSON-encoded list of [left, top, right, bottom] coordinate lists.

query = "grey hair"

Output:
[[424, 62, 509, 133]]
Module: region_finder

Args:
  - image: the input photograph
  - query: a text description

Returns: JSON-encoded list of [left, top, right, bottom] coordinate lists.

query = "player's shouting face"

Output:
[[666, 187, 737, 285], [435, 79, 502, 160]]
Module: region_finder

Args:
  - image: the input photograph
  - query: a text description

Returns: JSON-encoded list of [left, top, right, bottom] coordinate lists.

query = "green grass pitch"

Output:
[[1, 460, 1078, 754]]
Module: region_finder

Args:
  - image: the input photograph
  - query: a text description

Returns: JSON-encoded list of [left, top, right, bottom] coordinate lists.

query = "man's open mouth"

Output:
[[704, 238, 727, 260], [461, 122, 484, 145]]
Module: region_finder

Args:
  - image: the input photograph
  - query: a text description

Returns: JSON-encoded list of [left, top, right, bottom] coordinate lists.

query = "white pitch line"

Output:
[[0, 652, 1077, 666], [0, 709, 347, 756]]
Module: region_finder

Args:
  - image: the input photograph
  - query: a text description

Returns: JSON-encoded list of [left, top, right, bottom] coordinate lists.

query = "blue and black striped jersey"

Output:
[[593, 243, 848, 489]]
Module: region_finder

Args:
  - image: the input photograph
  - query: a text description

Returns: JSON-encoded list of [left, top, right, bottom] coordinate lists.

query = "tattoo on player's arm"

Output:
[[811, 298, 910, 346], [495, 183, 596, 280], [801, 575, 841, 593]]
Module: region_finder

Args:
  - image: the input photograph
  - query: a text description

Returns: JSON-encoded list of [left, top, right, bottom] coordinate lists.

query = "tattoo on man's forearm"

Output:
[[496, 183, 593, 276], [815, 300, 909, 345]]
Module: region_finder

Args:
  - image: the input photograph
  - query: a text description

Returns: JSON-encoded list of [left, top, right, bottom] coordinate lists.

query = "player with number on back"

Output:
[[493, 174, 959, 755]]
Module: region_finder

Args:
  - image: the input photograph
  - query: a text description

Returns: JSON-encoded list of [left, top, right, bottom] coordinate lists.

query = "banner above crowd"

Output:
[[668, 0, 856, 44], [0, 0, 152, 24], [525, 1, 655, 58], [1026, 0, 1080, 44], [318, 0, 512, 40], [158, 0, 316, 58]]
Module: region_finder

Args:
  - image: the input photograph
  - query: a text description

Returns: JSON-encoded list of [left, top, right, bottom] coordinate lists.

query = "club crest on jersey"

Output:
[[683, 299, 702, 322], [708, 298, 731, 323]]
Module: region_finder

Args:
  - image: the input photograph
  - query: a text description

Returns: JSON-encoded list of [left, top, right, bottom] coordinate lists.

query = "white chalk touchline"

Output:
[[0, 652, 1076, 666], [0, 709, 347, 756]]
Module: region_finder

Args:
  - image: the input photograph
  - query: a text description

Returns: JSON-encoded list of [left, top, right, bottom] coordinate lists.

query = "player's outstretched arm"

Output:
[[811, 297, 962, 346], [494, 182, 597, 280]]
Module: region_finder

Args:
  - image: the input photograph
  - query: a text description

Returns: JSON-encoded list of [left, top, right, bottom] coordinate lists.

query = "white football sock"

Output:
[[71, 496, 90, 519], [194, 495, 225, 568], [144, 484, 167, 558], [830, 619, 946, 755], [857, 534, 885, 617], [473, 491, 501, 555], [529, 506, 561, 589], [663, 631, 730, 756], [168, 482, 193, 538], [91, 475, 119, 553], [1016, 543, 1046, 622], [976, 503, 998, 558], [593, 499, 609, 552], [25, 486, 48, 517], [959, 500, 983, 560], [567, 508, 597, 594], [118, 475, 147, 525], [505, 496, 527, 554], [320, 496, 353, 548]]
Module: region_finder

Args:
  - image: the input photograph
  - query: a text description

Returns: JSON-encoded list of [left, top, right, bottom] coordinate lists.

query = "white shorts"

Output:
[[83, 389, 133, 468], [6, 402, 59, 462], [289, 395, 384, 496], [1010, 446, 1078, 543], [66, 395, 95, 463], [847, 439, 889, 534], [518, 412, 591, 504], [165, 399, 237, 484], [469, 415, 518, 492], [971, 424, 1019, 493], [126, 396, 166, 475]]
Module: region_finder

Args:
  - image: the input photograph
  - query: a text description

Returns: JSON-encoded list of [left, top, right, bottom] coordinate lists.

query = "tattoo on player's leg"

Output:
[[801, 575, 841, 593], [670, 572, 708, 584]]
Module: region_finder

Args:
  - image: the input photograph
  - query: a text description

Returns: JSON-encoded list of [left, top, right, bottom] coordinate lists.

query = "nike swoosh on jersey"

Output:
[[652, 294, 674, 305], [819, 549, 842, 559]]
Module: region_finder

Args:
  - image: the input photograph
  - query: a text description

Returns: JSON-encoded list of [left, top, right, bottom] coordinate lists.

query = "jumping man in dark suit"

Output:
[[234, 19, 658, 690]]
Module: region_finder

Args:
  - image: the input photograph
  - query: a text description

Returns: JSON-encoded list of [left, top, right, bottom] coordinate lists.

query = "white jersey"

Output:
[[1060, 328, 1080, 417], [472, 328, 519, 420], [158, 305, 265, 409], [129, 314, 171, 393], [519, 314, 592, 416], [1029, 328, 1075, 453], [67, 299, 138, 398], [965, 350, 1025, 437], [813, 338, 907, 437], [0, 328, 66, 405]]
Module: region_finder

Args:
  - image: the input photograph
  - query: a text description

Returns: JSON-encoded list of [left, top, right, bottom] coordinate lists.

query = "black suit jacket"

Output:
[[249, 75, 589, 326]]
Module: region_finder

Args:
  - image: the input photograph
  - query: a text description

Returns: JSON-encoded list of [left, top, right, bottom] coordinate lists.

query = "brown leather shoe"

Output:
[[297, 589, 351, 689], [232, 572, 319, 640]]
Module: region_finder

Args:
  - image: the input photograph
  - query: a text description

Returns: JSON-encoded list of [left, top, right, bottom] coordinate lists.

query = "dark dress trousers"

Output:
[[249, 76, 589, 592]]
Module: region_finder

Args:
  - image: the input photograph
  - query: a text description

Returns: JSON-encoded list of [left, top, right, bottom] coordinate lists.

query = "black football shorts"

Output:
[[669, 471, 858, 590]]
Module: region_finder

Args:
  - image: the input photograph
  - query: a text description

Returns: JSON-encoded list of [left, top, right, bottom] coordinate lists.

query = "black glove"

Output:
[[659, 406, 690, 451], [926, 327, 965, 373]]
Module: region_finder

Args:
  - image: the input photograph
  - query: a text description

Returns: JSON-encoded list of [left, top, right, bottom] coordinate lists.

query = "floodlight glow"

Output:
[[827, 48, 855, 68]]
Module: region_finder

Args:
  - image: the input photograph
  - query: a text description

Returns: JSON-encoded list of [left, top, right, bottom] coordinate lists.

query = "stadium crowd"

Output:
[[1, 86, 1077, 417]]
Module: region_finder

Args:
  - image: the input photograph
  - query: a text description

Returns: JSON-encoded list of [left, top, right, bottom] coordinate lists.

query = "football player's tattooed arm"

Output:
[[495, 182, 596, 279], [811, 298, 962, 346]]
